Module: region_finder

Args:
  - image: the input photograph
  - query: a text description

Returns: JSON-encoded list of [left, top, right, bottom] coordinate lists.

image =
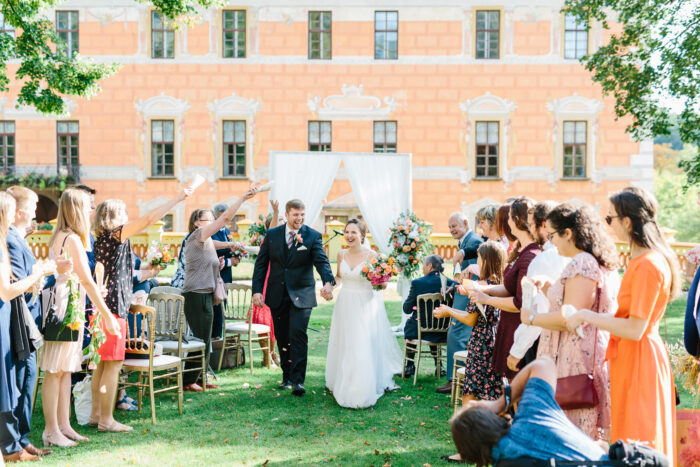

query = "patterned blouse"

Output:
[[94, 225, 133, 318]]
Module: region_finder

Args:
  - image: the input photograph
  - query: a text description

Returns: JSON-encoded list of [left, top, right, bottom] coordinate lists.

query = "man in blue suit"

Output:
[[435, 212, 483, 393], [2, 187, 59, 459], [402, 255, 456, 377], [684, 264, 700, 357]]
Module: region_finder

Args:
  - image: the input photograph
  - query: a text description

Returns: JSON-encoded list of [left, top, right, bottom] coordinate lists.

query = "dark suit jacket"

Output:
[[459, 230, 483, 269], [7, 226, 41, 326], [403, 271, 456, 317], [684, 266, 700, 357], [212, 227, 234, 283], [252, 224, 334, 310]]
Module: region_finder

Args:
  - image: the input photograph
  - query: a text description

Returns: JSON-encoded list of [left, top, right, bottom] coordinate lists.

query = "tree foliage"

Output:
[[654, 143, 700, 242], [563, 0, 700, 187], [0, 0, 222, 115]]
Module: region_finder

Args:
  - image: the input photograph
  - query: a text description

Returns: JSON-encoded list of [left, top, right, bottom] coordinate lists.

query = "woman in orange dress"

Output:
[[566, 187, 679, 464]]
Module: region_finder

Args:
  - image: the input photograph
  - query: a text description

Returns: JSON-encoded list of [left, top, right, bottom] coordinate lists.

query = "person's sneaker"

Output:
[[435, 381, 453, 394]]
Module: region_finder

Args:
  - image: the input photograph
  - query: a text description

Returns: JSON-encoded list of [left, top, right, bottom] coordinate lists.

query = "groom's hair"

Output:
[[285, 199, 305, 213]]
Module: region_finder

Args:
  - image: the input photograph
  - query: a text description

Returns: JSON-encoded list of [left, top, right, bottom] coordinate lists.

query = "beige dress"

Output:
[[39, 235, 85, 373]]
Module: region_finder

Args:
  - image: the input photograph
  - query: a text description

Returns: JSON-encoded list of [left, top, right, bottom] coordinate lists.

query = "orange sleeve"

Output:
[[627, 257, 664, 321]]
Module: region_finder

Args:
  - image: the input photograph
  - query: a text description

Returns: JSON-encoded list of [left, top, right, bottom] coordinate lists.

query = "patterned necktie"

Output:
[[287, 231, 295, 249]]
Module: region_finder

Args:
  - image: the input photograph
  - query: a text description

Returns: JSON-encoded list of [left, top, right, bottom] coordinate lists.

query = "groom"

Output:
[[252, 199, 335, 396]]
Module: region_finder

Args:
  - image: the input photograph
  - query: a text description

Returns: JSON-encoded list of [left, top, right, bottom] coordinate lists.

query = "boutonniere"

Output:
[[295, 234, 303, 245], [227, 233, 233, 241]]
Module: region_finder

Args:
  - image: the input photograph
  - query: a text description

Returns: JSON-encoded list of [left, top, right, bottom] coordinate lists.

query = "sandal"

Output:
[[440, 455, 463, 463], [116, 395, 138, 411], [98, 420, 133, 433], [88, 417, 99, 428]]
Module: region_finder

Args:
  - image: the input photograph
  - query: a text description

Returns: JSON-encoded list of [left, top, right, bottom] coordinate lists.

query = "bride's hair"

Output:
[[344, 218, 367, 242]]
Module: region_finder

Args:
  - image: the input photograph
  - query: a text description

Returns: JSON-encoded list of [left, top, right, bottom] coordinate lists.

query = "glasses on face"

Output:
[[547, 231, 559, 241], [604, 215, 618, 225], [198, 217, 214, 223]]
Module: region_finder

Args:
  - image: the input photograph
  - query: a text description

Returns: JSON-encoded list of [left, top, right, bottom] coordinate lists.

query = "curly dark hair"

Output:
[[546, 203, 619, 270]]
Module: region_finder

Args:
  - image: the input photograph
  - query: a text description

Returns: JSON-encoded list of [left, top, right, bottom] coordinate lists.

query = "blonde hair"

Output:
[[0, 192, 16, 263], [6, 186, 38, 211], [50, 188, 90, 249], [92, 199, 126, 238]]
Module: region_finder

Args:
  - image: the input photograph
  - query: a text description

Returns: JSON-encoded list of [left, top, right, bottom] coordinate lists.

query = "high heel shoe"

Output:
[[271, 352, 281, 367], [59, 425, 89, 443], [42, 430, 77, 448]]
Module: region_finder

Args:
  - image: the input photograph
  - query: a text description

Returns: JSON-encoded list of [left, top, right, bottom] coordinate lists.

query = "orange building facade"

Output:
[[0, 1, 652, 232]]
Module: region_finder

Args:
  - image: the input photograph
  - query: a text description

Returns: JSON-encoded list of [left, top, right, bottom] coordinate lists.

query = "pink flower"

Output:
[[296, 234, 303, 244]]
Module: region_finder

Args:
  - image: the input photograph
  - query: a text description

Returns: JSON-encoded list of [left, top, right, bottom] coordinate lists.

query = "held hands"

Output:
[[320, 283, 334, 301], [565, 309, 589, 334], [433, 304, 452, 319], [252, 293, 264, 308], [231, 257, 241, 267]]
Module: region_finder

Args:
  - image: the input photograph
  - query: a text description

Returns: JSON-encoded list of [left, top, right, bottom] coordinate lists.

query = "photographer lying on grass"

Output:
[[449, 356, 667, 467]]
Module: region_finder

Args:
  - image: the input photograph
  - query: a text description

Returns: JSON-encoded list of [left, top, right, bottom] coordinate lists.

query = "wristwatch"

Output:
[[528, 313, 535, 326]]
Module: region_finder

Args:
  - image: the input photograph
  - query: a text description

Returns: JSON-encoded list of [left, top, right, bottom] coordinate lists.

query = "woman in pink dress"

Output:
[[524, 204, 619, 440], [250, 201, 283, 367]]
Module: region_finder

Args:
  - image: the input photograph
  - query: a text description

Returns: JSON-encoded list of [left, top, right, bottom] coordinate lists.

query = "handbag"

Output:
[[42, 235, 80, 342], [213, 276, 226, 306]]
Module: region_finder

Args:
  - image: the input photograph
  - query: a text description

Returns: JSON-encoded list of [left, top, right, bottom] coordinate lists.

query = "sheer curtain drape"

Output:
[[269, 151, 342, 227], [343, 154, 412, 254]]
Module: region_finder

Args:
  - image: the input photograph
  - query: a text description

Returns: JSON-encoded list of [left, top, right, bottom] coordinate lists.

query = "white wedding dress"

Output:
[[325, 252, 403, 409]]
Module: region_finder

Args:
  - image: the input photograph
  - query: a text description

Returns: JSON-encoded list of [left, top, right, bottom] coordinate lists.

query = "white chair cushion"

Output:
[[158, 340, 205, 352], [456, 367, 466, 376], [225, 322, 270, 334], [453, 350, 469, 359], [124, 354, 180, 368]]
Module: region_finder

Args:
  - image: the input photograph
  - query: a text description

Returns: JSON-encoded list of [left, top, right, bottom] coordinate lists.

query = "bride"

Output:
[[325, 219, 403, 409]]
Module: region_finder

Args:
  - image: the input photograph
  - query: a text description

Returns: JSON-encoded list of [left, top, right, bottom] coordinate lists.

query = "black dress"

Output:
[[94, 225, 133, 318]]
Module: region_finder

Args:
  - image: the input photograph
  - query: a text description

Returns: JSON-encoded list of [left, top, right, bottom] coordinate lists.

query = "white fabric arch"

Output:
[[268, 151, 412, 253]]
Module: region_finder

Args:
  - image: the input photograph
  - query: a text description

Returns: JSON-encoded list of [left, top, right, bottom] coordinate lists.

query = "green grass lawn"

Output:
[[29, 296, 693, 466], [31, 302, 457, 466]]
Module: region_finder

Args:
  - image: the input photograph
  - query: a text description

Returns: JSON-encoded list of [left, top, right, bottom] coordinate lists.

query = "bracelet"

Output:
[[528, 313, 535, 326]]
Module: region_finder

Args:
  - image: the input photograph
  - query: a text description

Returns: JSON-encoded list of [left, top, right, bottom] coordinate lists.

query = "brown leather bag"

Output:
[[555, 372, 598, 410], [554, 288, 600, 410]]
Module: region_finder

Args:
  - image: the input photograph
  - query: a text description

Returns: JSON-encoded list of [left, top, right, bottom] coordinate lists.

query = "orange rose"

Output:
[[411, 242, 416, 248], [362, 266, 369, 273]]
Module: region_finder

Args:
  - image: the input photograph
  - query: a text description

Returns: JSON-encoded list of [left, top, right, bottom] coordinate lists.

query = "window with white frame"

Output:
[[375, 11, 398, 60], [373, 121, 397, 153], [308, 11, 331, 60], [223, 120, 246, 176], [151, 11, 174, 59], [222, 10, 246, 58], [308, 121, 331, 151], [564, 14, 588, 59], [56, 11, 78, 57], [475, 121, 499, 178], [151, 120, 175, 177], [562, 121, 587, 178], [475, 10, 499, 59]]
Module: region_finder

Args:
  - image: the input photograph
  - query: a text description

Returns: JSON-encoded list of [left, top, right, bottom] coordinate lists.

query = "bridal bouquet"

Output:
[[230, 242, 249, 260], [388, 211, 433, 278], [146, 241, 176, 268], [64, 273, 85, 332], [361, 254, 400, 290]]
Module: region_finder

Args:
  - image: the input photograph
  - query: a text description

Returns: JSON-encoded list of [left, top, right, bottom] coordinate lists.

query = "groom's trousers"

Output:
[[272, 294, 312, 384]]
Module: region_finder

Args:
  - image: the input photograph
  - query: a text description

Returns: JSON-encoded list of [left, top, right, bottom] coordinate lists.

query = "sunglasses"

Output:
[[604, 215, 618, 225]]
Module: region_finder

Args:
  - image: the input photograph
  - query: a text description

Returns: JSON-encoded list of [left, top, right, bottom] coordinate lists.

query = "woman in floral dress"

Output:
[[434, 240, 507, 401]]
